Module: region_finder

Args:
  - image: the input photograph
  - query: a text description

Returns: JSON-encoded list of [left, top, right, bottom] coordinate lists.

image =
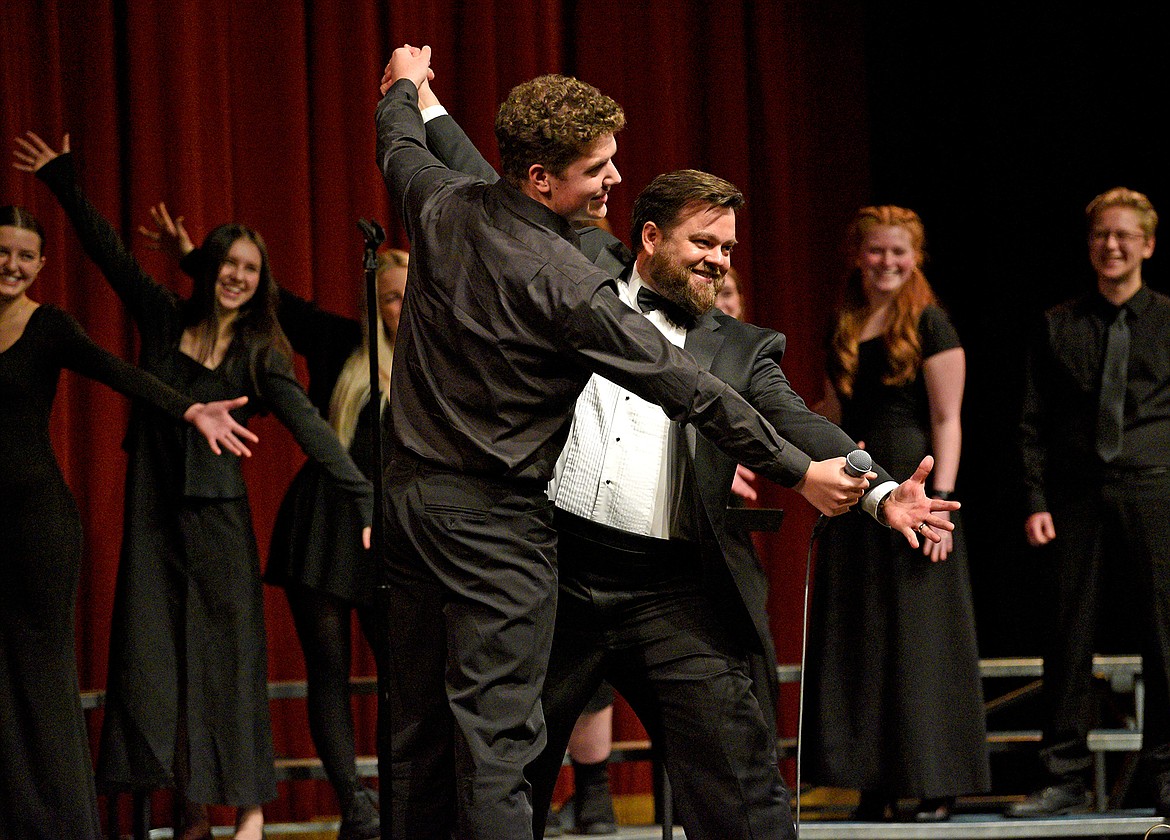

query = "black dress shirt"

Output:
[[376, 79, 810, 487], [1020, 284, 1170, 510]]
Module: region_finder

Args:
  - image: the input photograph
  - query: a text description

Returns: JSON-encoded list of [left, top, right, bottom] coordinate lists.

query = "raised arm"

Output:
[[377, 48, 469, 240], [419, 80, 500, 183], [14, 133, 181, 331]]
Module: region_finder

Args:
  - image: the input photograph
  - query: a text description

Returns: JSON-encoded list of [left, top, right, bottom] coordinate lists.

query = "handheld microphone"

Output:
[[844, 448, 872, 477], [809, 449, 872, 540]]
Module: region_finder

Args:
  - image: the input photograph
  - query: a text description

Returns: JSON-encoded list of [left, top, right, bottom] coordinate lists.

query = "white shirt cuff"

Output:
[[861, 480, 899, 524], [421, 104, 449, 123]]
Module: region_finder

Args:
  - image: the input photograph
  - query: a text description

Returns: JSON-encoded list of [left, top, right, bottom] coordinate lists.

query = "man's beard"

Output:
[[644, 248, 724, 320]]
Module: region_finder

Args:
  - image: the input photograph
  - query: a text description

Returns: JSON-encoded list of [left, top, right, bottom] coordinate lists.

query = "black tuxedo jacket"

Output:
[[585, 235, 892, 653]]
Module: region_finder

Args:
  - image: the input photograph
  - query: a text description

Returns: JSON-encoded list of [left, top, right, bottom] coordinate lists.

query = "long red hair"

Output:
[[828, 206, 937, 399]]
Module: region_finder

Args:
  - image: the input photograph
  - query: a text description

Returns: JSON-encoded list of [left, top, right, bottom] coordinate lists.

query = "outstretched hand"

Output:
[[12, 131, 69, 173], [881, 455, 960, 557], [138, 202, 196, 262], [183, 396, 260, 457]]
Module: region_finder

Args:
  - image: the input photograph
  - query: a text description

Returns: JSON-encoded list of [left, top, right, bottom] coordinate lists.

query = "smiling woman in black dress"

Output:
[[805, 205, 988, 822], [0, 204, 255, 840]]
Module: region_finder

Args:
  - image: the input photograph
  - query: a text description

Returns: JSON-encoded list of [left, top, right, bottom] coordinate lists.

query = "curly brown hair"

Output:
[[494, 74, 625, 183], [828, 206, 938, 399]]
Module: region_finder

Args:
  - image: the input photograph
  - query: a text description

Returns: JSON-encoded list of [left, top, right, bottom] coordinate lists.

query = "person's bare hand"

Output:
[[418, 78, 442, 110], [880, 456, 960, 555], [12, 131, 69, 173], [794, 457, 869, 517], [730, 464, 758, 502], [184, 396, 259, 457], [923, 508, 954, 561], [380, 43, 434, 95], [1024, 511, 1056, 547], [138, 202, 195, 261]]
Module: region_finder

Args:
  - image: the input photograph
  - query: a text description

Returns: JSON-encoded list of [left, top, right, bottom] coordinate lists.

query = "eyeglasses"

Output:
[[1090, 229, 1148, 244]]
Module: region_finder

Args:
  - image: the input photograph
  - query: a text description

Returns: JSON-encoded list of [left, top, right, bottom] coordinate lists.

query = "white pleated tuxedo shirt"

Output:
[[550, 268, 691, 539]]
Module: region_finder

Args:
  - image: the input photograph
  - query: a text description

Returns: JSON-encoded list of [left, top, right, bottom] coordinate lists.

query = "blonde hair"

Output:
[[828, 206, 937, 399], [327, 248, 406, 447], [1086, 187, 1158, 237]]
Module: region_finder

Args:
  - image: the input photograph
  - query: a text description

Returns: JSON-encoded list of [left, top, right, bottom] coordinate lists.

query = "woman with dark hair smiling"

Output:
[[143, 201, 406, 838], [0, 203, 256, 839], [15, 132, 373, 840]]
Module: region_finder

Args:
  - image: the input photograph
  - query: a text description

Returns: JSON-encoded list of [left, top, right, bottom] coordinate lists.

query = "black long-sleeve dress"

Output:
[[35, 154, 373, 806], [804, 305, 989, 799], [0, 304, 193, 840]]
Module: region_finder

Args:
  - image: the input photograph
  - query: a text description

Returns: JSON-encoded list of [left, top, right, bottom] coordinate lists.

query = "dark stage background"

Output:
[[3, 0, 1168, 823]]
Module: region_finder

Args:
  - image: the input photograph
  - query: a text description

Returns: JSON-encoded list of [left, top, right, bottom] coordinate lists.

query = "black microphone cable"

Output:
[[795, 449, 871, 838]]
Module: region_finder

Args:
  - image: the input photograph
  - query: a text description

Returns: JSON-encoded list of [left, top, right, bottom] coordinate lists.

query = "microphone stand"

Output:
[[357, 218, 390, 840], [796, 450, 870, 839]]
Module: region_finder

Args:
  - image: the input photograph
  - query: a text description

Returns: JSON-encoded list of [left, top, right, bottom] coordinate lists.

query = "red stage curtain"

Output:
[[0, 0, 870, 823]]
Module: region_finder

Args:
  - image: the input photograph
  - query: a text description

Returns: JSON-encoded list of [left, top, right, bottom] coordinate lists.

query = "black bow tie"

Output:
[[636, 285, 693, 327]]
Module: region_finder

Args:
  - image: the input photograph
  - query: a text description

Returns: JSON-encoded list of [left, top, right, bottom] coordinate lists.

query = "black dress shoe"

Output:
[[1005, 784, 1091, 817], [913, 797, 953, 822]]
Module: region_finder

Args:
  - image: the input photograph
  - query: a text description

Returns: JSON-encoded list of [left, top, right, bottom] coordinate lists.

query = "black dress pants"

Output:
[[381, 453, 558, 840], [1039, 469, 1170, 784], [527, 513, 794, 840]]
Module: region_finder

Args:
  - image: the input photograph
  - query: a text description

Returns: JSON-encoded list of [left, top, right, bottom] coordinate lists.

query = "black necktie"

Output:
[[1096, 305, 1130, 463], [636, 285, 692, 327]]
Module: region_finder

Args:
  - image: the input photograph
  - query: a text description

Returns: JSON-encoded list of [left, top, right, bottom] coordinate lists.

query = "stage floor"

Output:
[[144, 810, 1168, 839]]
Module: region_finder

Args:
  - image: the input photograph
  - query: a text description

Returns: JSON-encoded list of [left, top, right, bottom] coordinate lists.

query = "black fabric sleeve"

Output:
[[35, 155, 182, 342], [424, 113, 499, 183], [46, 305, 191, 419], [1018, 314, 1051, 515], [742, 333, 895, 486], [920, 305, 962, 359], [257, 346, 374, 524], [276, 287, 362, 362]]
